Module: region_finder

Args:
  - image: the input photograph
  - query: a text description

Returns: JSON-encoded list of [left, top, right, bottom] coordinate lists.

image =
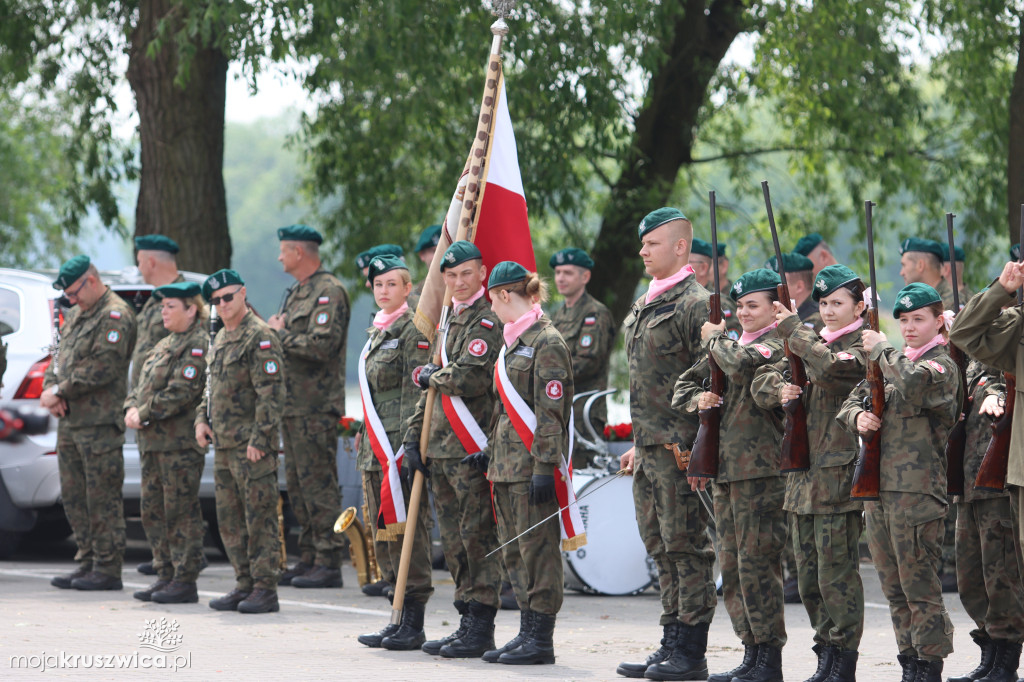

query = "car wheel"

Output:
[[0, 530, 24, 559]]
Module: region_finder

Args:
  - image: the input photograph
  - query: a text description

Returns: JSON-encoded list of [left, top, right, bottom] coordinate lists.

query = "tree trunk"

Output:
[[590, 0, 749, 323], [126, 0, 231, 274], [1008, 20, 1024, 247]]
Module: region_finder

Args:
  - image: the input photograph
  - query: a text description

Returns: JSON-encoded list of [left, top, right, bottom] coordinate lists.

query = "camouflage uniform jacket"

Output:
[[625, 275, 708, 447], [404, 295, 502, 458], [277, 270, 350, 417], [356, 312, 429, 472], [43, 287, 137, 430], [750, 315, 865, 513], [487, 317, 573, 482], [550, 291, 615, 396], [131, 273, 184, 386], [195, 311, 284, 455], [948, 286, 1024, 486], [959, 360, 1006, 503], [797, 297, 825, 333], [125, 318, 208, 453], [936, 278, 956, 311], [837, 342, 962, 504], [704, 282, 741, 339], [672, 329, 784, 482]]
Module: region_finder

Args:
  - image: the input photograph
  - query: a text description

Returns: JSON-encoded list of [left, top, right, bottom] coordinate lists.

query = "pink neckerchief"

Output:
[[645, 265, 694, 305], [739, 321, 779, 346], [454, 286, 486, 316], [904, 333, 947, 362], [372, 301, 409, 332], [503, 303, 543, 347], [820, 317, 864, 345]]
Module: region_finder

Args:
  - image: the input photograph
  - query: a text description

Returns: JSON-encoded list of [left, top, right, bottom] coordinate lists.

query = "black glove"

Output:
[[528, 474, 556, 505], [404, 442, 430, 478], [398, 465, 410, 490], [414, 363, 441, 389], [460, 451, 489, 473]]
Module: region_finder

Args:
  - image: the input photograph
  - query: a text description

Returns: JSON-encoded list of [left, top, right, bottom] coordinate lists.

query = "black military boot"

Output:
[[291, 565, 342, 588], [381, 601, 426, 650], [734, 644, 783, 682], [951, 636, 998, 682], [422, 601, 468, 655], [133, 579, 171, 602], [71, 571, 123, 591], [616, 622, 681, 678], [151, 581, 199, 604], [441, 602, 497, 658], [980, 641, 1023, 682], [824, 649, 858, 682], [643, 622, 709, 681], [209, 588, 251, 611], [498, 612, 556, 665], [897, 654, 917, 682], [483, 610, 534, 663], [357, 622, 399, 648], [237, 588, 280, 613], [137, 561, 157, 576], [708, 644, 759, 682], [804, 644, 837, 682], [278, 560, 313, 586], [51, 565, 91, 589], [912, 659, 942, 682]]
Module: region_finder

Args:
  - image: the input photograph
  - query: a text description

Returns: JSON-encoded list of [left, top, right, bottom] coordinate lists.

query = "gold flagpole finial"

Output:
[[491, 0, 515, 35]]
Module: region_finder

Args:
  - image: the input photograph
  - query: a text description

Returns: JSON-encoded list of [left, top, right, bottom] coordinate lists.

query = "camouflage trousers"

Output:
[[57, 425, 126, 577], [791, 511, 865, 650], [955, 497, 1024, 643], [429, 457, 501, 610], [282, 415, 344, 569], [941, 498, 957, 577], [633, 444, 716, 626], [492, 480, 563, 615], [713, 477, 787, 648], [140, 448, 205, 583], [214, 447, 281, 591], [361, 468, 433, 604], [865, 492, 953, 661]]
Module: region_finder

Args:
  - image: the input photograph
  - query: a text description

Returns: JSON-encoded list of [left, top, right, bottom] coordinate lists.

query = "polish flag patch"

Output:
[[468, 339, 488, 357], [836, 352, 855, 361], [191, 348, 204, 357], [927, 360, 945, 374], [417, 341, 430, 350], [109, 311, 121, 319], [259, 340, 272, 350], [545, 380, 563, 400], [584, 316, 597, 325], [318, 296, 330, 305], [479, 318, 495, 329], [753, 344, 772, 359]]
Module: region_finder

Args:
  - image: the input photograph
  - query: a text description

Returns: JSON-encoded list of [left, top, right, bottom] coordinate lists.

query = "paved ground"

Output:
[[0, 537, 986, 680]]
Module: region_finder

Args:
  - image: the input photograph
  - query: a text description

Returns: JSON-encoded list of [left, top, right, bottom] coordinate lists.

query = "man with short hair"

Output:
[[766, 252, 823, 332], [549, 247, 615, 467], [44, 256, 137, 591], [269, 225, 351, 589], [689, 238, 741, 340], [413, 224, 443, 296], [900, 237, 955, 310], [196, 269, 285, 614], [793, 232, 838, 276]]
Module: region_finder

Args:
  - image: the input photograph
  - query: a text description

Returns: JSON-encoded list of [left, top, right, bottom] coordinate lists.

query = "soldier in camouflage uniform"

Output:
[[751, 265, 867, 682], [615, 208, 714, 681], [548, 247, 615, 468], [43, 256, 137, 591], [838, 282, 961, 682], [673, 268, 788, 682], [941, 244, 974, 305], [124, 282, 209, 604], [355, 255, 434, 650], [690, 237, 741, 339], [483, 261, 573, 666], [402, 241, 504, 658], [412, 224, 442, 296], [195, 269, 285, 614], [268, 225, 350, 589], [793, 233, 839, 277], [766, 252, 823, 333]]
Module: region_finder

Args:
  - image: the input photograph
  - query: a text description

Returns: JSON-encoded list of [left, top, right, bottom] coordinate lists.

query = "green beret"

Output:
[[899, 237, 943, 259], [812, 264, 863, 302], [367, 254, 408, 283], [488, 261, 529, 289], [53, 255, 91, 290], [277, 224, 323, 244], [793, 232, 824, 257], [1012, 243, 1021, 261], [134, 234, 180, 254], [638, 207, 687, 239], [893, 282, 942, 318], [356, 244, 404, 270], [548, 247, 594, 270], [730, 268, 781, 302], [415, 224, 443, 253], [690, 238, 713, 259], [937, 243, 966, 262], [153, 281, 202, 300], [717, 242, 728, 258], [202, 269, 245, 302], [765, 252, 814, 274], [440, 241, 482, 271]]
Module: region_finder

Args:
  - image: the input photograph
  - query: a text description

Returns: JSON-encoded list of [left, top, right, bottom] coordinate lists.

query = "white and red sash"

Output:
[[358, 336, 407, 540], [494, 345, 587, 551], [439, 325, 490, 454]]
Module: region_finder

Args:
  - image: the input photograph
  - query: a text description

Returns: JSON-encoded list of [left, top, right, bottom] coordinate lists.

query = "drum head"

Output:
[[563, 472, 655, 596]]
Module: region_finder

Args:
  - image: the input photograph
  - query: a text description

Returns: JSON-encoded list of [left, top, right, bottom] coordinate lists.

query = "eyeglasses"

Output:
[[210, 287, 243, 306], [64, 276, 89, 299]]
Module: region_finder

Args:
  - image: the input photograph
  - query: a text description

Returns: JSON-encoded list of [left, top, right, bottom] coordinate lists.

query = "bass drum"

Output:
[[563, 470, 657, 596]]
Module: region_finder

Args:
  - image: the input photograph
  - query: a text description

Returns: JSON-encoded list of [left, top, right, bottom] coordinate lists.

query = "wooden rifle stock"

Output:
[[850, 306, 883, 500], [975, 373, 1015, 492], [688, 290, 724, 479], [944, 344, 968, 495], [776, 282, 811, 473]]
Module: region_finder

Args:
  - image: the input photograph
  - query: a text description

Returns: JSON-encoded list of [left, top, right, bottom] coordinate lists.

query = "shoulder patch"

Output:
[[468, 338, 488, 357], [315, 311, 330, 326], [479, 318, 495, 329], [836, 351, 856, 361], [417, 340, 430, 350], [106, 329, 121, 344], [753, 343, 772, 359], [723, 309, 732, 318], [109, 310, 122, 319], [317, 296, 330, 305], [191, 348, 204, 357], [545, 380, 563, 400], [727, 330, 740, 340], [259, 340, 272, 350], [263, 359, 280, 375], [580, 334, 593, 348], [804, 322, 815, 329], [584, 316, 597, 325], [927, 359, 945, 374], [182, 365, 198, 380], [978, 377, 987, 386]]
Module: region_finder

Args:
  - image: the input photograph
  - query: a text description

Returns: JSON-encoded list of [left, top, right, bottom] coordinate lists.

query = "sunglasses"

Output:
[[210, 287, 243, 306]]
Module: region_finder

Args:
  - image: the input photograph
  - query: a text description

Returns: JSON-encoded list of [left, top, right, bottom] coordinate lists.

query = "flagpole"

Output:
[[389, 0, 514, 626]]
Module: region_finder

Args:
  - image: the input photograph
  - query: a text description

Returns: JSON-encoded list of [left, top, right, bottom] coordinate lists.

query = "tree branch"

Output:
[[691, 145, 950, 165]]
